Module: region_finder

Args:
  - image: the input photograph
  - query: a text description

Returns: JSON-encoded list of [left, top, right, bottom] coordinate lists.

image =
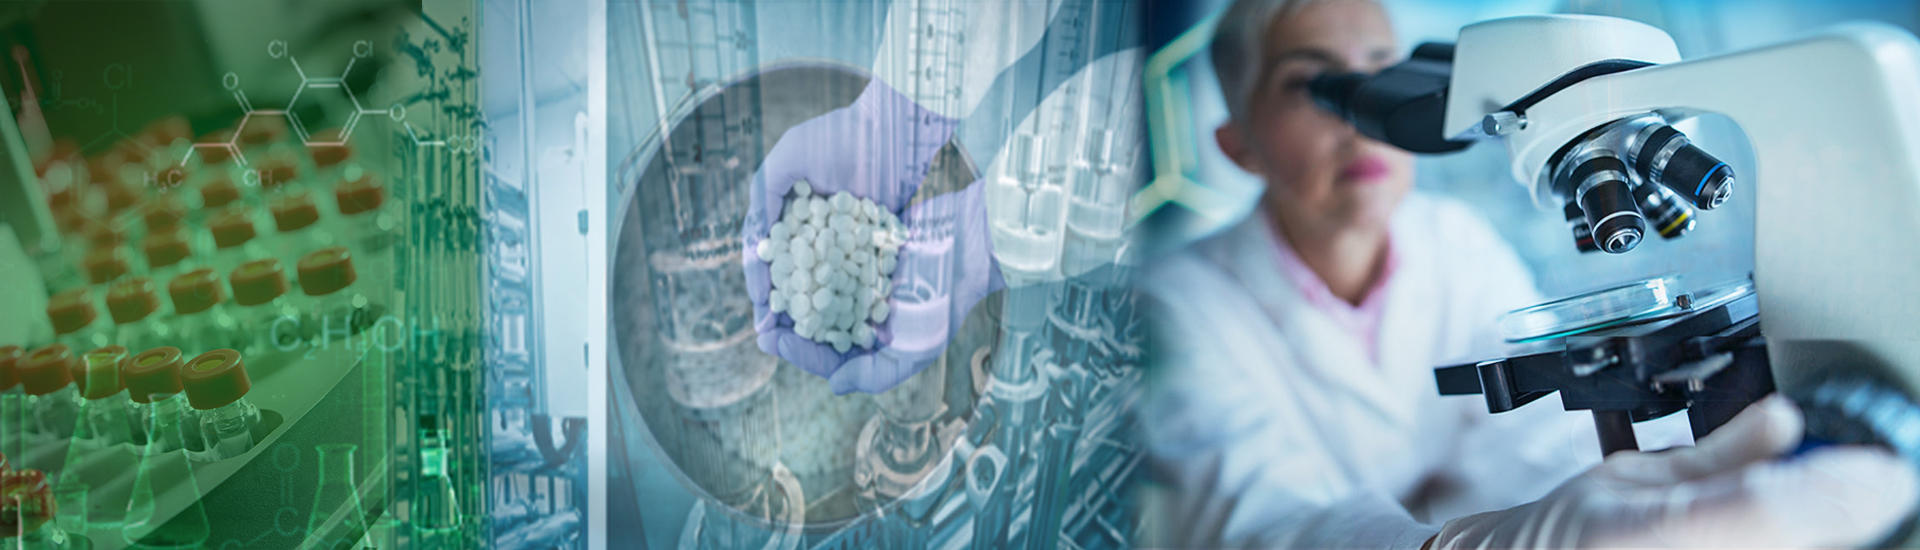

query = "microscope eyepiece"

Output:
[[1633, 125, 1735, 210], [1303, 43, 1470, 154], [1308, 72, 1369, 122], [1570, 156, 1646, 254]]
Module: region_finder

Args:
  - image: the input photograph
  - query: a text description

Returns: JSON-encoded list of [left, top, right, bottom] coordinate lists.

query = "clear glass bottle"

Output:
[[64, 345, 137, 529], [83, 244, 132, 301], [227, 259, 303, 354], [308, 443, 367, 548], [415, 415, 462, 533], [334, 174, 394, 254], [17, 344, 79, 442], [297, 246, 362, 345], [208, 206, 269, 278], [70, 346, 135, 450], [122, 346, 189, 452], [179, 349, 259, 461], [106, 277, 173, 354], [45, 288, 110, 353], [270, 191, 334, 281], [168, 268, 243, 356], [140, 228, 197, 290], [121, 392, 210, 548]]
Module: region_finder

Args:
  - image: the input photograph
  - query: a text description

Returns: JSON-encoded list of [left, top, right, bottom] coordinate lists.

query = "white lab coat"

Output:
[[1140, 192, 1655, 548]]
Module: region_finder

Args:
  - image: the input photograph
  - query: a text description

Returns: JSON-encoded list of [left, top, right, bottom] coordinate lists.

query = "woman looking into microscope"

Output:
[[1138, 0, 1918, 548]]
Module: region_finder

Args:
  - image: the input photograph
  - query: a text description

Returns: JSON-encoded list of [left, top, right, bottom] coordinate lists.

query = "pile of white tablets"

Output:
[[757, 181, 902, 353]]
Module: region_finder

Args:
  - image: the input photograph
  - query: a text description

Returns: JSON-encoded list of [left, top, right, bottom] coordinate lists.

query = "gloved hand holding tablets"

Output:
[[742, 79, 1003, 395]]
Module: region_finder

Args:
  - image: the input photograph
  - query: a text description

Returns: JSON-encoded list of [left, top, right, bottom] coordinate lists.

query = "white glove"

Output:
[[1432, 395, 1919, 549]]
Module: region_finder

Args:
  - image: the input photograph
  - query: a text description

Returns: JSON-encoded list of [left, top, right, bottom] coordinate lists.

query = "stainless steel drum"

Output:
[[612, 62, 985, 533]]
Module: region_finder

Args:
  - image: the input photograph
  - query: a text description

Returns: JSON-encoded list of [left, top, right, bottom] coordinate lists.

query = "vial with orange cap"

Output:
[[198, 171, 242, 213], [18, 344, 79, 440], [68, 346, 135, 451], [62, 348, 138, 532], [122, 346, 203, 455], [299, 246, 363, 344], [270, 190, 334, 271], [334, 173, 394, 254], [254, 150, 301, 196], [179, 349, 259, 460], [107, 277, 174, 353], [141, 228, 197, 286], [46, 288, 110, 352], [208, 206, 270, 278], [83, 244, 132, 301], [169, 268, 242, 356], [228, 258, 303, 354]]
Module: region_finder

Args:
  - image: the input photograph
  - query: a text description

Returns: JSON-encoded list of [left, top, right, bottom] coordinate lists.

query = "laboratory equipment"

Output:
[[207, 207, 266, 278], [268, 191, 329, 270], [307, 443, 366, 550], [139, 230, 195, 288], [120, 390, 208, 549], [1, 346, 21, 460], [226, 258, 300, 354], [415, 415, 461, 534], [165, 268, 240, 356], [1308, 15, 1920, 543], [63, 346, 136, 530], [334, 174, 392, 253], [120, 346, 189, 452], [105, 278, 169, 354], [69, 345, 135, 450], [19, 344, 79, 442], [296, 246, 362, 344], [45, 289, 107, 356], [178, 349, 258, 460]]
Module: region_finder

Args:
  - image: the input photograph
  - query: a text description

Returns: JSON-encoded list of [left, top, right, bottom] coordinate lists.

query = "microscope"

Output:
[[1309, 13, 1920, 503]]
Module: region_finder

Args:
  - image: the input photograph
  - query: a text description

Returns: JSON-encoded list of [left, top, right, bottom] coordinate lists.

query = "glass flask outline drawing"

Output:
[[121, 394, 210, 549], [308, 443, 367, 549]]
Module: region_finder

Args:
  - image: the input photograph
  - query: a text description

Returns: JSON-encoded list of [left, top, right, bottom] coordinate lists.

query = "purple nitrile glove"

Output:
[[830, 183, 1004, 395], [742, 79, 961, 380]]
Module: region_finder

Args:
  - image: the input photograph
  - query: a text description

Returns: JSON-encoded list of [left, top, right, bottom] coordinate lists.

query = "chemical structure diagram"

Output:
[[181, 38, 471, 173]]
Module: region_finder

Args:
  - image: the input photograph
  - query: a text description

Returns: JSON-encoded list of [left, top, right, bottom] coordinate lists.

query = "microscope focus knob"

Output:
[[1634, 125, 1735, 210], [1571, 157, 1646, 254]]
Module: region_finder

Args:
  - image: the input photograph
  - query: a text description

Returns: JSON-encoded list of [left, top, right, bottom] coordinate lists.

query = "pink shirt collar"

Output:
[[1264, 214, 1399, 362]]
